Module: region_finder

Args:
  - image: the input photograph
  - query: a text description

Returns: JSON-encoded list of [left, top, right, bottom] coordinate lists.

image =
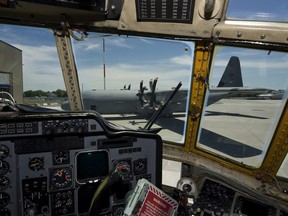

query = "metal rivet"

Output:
[[237, 32, 242, 37], [260, 34, 266, 39], [120, 23, 126, 29]]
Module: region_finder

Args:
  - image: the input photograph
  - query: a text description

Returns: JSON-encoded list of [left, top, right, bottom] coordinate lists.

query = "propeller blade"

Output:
[[151, 77, 158, 93], [140, 80, 143, 92], [149, 79, 153, 92], [137, 80, 145, 107], [149, 78, 158, 108]]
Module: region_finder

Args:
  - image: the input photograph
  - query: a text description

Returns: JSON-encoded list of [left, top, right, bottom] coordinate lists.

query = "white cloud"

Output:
[[9, 43, 64, 91], [170, 55, 193, 66]]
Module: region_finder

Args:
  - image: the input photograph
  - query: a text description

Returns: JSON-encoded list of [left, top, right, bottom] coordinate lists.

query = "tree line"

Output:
[[23, 89, 67, 98]]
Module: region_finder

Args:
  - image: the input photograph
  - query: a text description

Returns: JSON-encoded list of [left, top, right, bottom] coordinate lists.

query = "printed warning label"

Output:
[[138, 185, 178, 216]]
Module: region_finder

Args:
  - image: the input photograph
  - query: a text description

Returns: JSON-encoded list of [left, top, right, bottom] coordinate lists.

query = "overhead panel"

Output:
[[119, 0, 225, 38], [135, 0, 195, 23]]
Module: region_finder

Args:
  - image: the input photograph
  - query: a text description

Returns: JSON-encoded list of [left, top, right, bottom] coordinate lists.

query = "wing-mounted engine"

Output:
[[136, 78, 161, 111]]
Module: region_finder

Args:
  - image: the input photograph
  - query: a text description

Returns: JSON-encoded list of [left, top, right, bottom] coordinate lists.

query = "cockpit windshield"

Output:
[[0, 24, 194, 144], [197, 46, 288, 168], [227, 0, 288, 21], [1, 22, 288, 178], [72, 35, 194, 143]]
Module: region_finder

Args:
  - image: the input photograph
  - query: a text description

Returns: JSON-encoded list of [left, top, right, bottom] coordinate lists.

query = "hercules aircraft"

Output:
[[0, 1, 288, 216], [61, 56, 265, 115]]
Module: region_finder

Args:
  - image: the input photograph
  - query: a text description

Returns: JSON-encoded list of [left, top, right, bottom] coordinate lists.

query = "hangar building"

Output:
[[0, 40, 23, 103]]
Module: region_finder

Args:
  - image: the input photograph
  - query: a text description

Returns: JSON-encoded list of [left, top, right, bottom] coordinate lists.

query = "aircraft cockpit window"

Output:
[[277, 153, 288, 180], [0, 23, 194, 144], [71, 35, 194, 144], [0, 24, 65, 108], [197, 46, 288, 168], [226, 0, 288, 21]]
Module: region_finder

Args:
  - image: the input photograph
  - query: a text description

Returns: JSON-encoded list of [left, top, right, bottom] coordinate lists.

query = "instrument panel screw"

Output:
[[120, 23, 127, 29]]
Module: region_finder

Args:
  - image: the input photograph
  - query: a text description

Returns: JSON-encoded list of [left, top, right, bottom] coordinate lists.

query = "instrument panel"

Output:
[[0, 112, 162, 216], [176, 170, 288, 216]]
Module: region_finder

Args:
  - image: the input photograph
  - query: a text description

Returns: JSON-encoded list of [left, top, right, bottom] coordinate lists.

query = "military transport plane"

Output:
[[61, 56, 249, 114]]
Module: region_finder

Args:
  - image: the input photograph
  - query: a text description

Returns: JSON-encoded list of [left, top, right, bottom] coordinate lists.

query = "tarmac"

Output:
[[103, 98, 286, 183], [44, 98, 287, 185]]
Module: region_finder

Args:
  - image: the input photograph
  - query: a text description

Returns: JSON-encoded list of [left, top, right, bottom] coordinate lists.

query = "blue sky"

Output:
[[227, 0, 288, 21], [0, 25, 194, 92]]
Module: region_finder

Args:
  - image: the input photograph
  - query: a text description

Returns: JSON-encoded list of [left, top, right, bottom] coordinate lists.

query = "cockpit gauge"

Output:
[[0, 144, 9, 160], [114, 160, 132, 179], [53, 151, 70, 165], [0, 176, 10, 192], [28, 157, 44, 171], [0, 160, 9, 175], [133, 158, 147, 175], [50, 167, 72, 190], [0, 192, 10, 208]]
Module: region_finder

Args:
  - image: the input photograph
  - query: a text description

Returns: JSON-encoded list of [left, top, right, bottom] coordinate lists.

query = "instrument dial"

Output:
[[0, 160, 9, 175], [0, 192, 10, 208], [133, 159, 147, 175], [0, 176, 10, 192], [0, 145, 9, 160], [114, 160, 131, 178], [50, 167, 72, 189], [28, 157, 44, 171], [53, 151, 69, 165]]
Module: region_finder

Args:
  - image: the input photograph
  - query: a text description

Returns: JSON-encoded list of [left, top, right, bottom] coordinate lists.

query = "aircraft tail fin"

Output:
[[217, 56, 243, 87]]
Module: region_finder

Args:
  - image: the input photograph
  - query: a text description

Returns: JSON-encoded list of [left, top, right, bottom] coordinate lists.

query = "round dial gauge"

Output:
[[0, 192, 10, 208], [0, 161, 9, 175], [0, 176, 10, 192], [53, 151, 69, 165], [133, 159, 147, 175], [50, 167, 72, 189], [28, 157, 44, 171], [114, 160, 131, 178], [0, 145, 9, 160]]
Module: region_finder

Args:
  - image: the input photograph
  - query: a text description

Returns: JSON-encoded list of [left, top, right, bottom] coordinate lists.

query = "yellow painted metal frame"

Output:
[[185, 41, 212, 152], [183, 42, 253, 175], [183, 41, 288, 178], [260, 103, 288, 176]]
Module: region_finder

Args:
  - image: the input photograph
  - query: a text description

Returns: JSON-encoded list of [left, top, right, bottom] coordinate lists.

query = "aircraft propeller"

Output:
[[149, 78, 158, 108], [137, 80, 148, 107], [136, 78, 159, 109]]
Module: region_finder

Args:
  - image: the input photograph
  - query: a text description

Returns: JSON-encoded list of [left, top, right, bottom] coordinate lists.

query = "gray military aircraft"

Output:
[[61, 56, 265, 115]]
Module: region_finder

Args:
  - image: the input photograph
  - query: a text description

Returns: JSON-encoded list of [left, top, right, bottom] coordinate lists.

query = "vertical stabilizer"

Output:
[[217, 56, 243, 87]]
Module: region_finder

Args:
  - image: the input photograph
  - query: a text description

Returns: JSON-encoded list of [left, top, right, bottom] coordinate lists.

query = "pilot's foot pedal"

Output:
[[124, 178, 178, 216]]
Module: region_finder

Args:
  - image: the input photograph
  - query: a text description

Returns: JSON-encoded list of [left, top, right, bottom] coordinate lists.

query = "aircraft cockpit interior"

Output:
[[0, 0, 288, 216]]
